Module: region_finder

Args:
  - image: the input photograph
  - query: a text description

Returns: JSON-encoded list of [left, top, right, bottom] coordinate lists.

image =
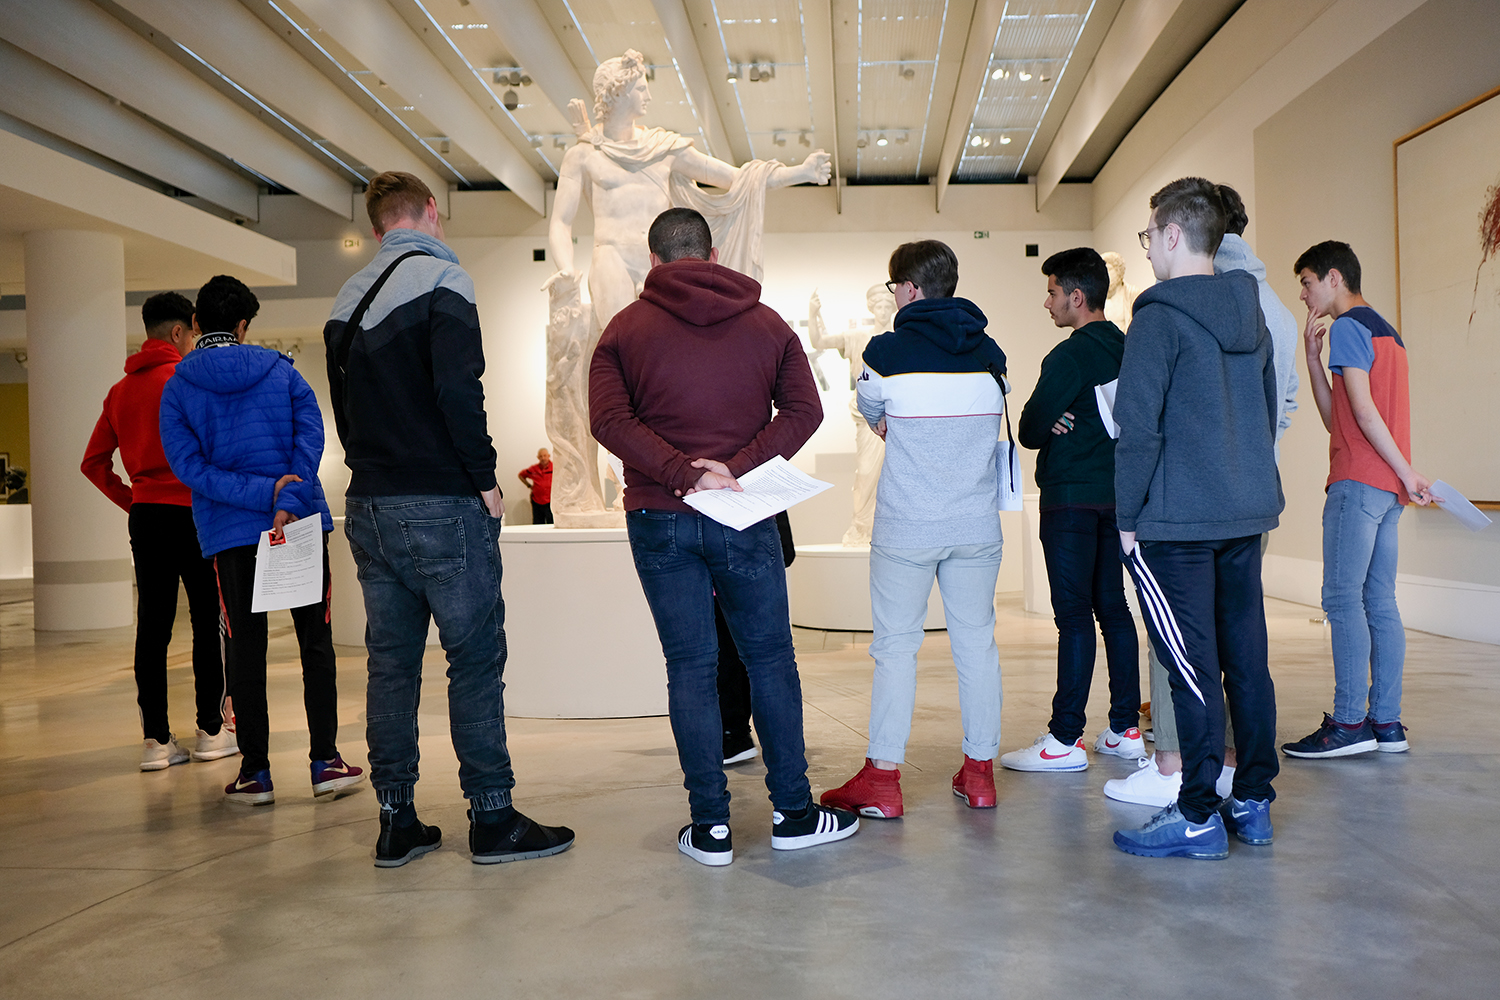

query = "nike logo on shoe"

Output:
[[1039, 748, 1074, 759], [1184, 826, 1215, 838], [1103, 739, 1121, 749], [233, 777, 259, 791]]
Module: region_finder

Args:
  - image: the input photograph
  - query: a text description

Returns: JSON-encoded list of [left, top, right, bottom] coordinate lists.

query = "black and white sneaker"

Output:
[[723, 732, 758, 765], [770, 803, 859, 851], [678, 823, 733, 866]]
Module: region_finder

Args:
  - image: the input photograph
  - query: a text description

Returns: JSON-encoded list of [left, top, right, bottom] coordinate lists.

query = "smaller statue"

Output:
[[1102, 252, 1140, 332]]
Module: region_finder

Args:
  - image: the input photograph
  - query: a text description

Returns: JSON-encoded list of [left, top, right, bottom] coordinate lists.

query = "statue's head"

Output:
[[1101, 251, 1126, 293], [866, 283, 898, 328], [593, 49, 649, 124]]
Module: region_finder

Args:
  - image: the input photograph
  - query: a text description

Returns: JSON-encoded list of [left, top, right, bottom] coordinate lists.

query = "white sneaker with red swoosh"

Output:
[[999, 731, 1089, 772], [1094, 727, 1147, 760]]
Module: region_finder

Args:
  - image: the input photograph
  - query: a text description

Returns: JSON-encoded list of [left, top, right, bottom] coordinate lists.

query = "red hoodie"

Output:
[[81, 338, 192, 510], [589, 258, 822, 513]]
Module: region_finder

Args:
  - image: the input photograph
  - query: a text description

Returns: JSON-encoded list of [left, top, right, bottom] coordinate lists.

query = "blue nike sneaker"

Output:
[[1218, 796, 1273, 845], [1113, 803, 1228, 859]]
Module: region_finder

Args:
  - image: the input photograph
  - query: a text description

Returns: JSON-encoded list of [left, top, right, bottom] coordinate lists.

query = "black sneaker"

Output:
[[468, 807, 575, 864], [770, 803, 859, 851], [374, 809, 441, 868], [723, 732, 758, 765], [1282, 713, 1377, 758], [1371, 718, 1410, 753], [678, 822, 733, 866]]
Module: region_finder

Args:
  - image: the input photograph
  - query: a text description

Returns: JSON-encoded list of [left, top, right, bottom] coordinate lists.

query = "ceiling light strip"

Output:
[[913, 0, 952, 179], [408, 0, 559, 178], [707, 0, 756, 156], [173, 41, 367, 182], [1012, 0, 1095, 172], [266, 0, 471, 185]]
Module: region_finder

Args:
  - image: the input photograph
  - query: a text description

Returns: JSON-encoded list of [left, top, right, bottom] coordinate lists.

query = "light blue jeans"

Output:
[[1322, 479, 1405, 725], [867, 542, 1003, 763]]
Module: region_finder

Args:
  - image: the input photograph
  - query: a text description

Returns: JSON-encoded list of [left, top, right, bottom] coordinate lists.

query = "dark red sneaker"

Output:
[[952, 755, 997, 808], [820, 759, 903, 818]]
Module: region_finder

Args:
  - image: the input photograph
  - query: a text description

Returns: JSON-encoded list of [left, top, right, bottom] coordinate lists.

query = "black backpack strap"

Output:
[[988, 362, 1018, 493], [335, 250, 430, 379]]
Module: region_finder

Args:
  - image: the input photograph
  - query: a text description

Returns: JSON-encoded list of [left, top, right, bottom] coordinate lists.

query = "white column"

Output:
[[24, 230, 133, 630]]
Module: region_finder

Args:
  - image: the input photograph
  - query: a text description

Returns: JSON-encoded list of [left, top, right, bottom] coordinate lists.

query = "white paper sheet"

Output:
[[1431, 479, 1494, 531], [1095, 379, 1120, 439], [251, 515, 324, 613], [682, 455, 833, 532]]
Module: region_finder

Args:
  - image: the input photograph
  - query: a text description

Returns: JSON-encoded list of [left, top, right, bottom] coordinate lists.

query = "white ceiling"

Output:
[[0, 0, 1244, 222]]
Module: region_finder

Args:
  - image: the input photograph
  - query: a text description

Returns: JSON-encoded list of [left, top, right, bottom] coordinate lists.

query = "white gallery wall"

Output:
[[1089, 0, 1500, 643]]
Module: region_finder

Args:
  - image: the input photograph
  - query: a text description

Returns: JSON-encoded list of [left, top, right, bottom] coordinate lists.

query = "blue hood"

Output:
[[173, 342, 290, 394], [893, 297, 991, 354]]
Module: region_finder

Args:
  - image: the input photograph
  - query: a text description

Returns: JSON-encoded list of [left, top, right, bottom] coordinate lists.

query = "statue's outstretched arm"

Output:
[[808, 289, 840, 353]]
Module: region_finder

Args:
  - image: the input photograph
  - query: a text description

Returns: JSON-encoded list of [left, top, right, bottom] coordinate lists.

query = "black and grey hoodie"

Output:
[[1113, 270, 1283, 541]]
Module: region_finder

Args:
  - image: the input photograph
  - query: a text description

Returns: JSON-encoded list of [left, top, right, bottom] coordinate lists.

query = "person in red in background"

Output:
[[517, 447, 554, 524], [81, 292, 236, 772]]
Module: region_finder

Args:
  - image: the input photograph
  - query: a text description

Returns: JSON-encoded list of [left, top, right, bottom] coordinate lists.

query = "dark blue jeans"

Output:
[[1038, 505, 1140, 743], [345, 495, 514, 812], [627, 510, 811, 824]]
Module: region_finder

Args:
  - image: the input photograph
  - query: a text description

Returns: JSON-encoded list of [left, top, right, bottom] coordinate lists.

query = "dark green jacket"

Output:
[[1018, 320, 1125, 508]]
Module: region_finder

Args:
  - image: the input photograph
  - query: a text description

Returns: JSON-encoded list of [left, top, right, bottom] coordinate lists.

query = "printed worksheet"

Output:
[[683, 455, 832, 531], [251, 514, 323, 612]]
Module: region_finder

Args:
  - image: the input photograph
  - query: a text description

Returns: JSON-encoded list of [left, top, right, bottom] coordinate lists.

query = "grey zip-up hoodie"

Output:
[[1215, 233, 1300, 447], [1114, 270, 1283, 541]]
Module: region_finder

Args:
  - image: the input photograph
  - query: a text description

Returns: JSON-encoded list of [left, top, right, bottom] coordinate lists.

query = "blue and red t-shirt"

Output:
[[1326, 305, 1411, 502]]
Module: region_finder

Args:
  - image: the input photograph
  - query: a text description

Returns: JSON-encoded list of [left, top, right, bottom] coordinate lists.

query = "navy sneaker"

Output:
[[1371, 718, 1410, 753], [1113, 803, 1228, 859], [1218, 796, 1273, 845], [678, 823, 734, 866], [224, 768, 274, 806], [311, 754, 366, 797], [1282, 713, 1377, 758]]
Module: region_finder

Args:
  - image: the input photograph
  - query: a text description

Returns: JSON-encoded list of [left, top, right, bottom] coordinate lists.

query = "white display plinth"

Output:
[[0, 505, 33, 579], [787, 543, 946, 631], [497, 524, 667, 718], [328, 519, 441, 648]]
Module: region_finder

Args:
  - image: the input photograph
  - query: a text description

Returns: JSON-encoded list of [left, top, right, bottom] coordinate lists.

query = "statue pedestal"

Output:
[[787, 543, 946, 631], [553, 509, 626, 529], [497, 524, 667, 718]]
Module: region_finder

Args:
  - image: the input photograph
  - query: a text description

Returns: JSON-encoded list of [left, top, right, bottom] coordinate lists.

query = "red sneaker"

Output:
[[819, 759, 903, 819], [952, 755, 997, 809]]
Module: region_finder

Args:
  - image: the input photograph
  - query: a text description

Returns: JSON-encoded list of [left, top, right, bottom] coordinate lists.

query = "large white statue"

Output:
[[543, 49, 831, 526], [1102, 251, 1140, 332], [808, 284, 897, 547]]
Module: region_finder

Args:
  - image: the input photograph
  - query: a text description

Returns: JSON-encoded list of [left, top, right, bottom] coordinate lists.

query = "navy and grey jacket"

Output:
[[1214, 234, 1300, 447], [323, 228, 497, 498], [1114, 270, 1283, 541], [857, 296, 1007, 548]]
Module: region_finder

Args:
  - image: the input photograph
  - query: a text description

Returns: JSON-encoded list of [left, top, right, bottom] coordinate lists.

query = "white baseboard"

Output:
[[1263, 554, 1500, 645]]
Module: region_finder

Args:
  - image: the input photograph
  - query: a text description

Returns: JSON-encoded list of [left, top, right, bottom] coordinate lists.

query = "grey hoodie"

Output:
[[1215, 233, 1300, 447], [1114, 270, 1284, 541]]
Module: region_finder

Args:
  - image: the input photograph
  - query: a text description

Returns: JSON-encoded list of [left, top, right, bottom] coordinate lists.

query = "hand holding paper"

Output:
[[682, 455, 832, 531]]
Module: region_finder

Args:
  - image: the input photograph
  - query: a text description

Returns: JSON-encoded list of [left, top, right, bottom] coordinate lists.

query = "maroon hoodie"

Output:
[[590, 258, 822, 513]]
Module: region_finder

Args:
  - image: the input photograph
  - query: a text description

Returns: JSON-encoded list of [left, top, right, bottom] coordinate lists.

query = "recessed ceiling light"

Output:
[[999, 136, 1012, 144], [876, 133, 888, 147], [1018, 71, 1032, 81], [970, 135, 984, 147]]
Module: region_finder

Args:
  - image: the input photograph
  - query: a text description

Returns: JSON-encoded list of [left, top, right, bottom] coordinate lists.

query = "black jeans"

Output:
[[531, 501, 553, 524], [1124, 535, 1278, 822], [213, 535, 340, 774], [128, 503, 224, 742], [1039, 506, 1140, 743], [715, 600, 752, 741]]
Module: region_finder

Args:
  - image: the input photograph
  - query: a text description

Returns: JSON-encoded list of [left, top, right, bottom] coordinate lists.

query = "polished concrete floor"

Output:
[[1, 575, 1497, 999]]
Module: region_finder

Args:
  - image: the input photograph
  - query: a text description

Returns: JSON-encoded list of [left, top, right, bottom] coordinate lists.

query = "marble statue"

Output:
[[542, 49, 831, 527], [808, 284, 897, 547], [1102, 251, 1140, 332]]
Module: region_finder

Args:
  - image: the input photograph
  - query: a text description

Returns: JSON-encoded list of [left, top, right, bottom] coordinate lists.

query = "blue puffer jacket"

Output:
[[160, 340, 332, 557]]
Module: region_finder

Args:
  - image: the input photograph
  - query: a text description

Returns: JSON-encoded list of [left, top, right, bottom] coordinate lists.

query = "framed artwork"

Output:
[[1395, 84, 1500, 505]]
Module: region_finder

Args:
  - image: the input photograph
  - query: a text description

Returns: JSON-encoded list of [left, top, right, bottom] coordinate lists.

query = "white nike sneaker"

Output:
[[1103, 754, 1180, 807], [1103, 756, 1238, 806], [140, 735, 189, 772], [1093, 727, 1148, 760], [999, 732, 1088, 772], [191, 726, 239, 762]]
